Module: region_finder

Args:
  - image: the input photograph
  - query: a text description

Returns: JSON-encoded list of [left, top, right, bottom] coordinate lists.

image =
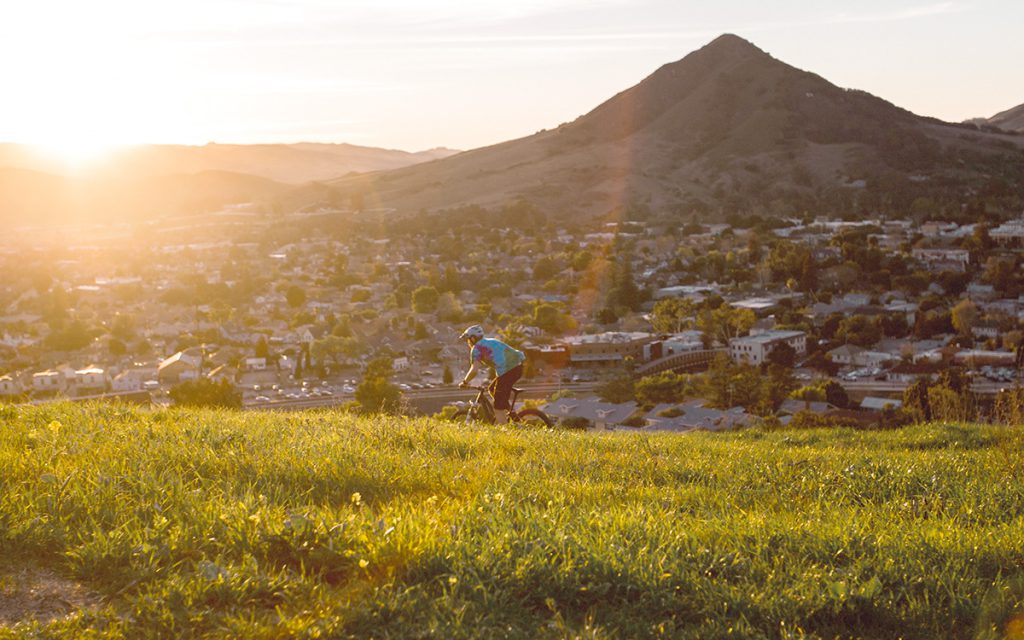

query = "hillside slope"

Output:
[[0, 142, 459, 226], [2, 403, 1023, 638], [988, 102, 1024, 132], [317, 34, 1024, 219]]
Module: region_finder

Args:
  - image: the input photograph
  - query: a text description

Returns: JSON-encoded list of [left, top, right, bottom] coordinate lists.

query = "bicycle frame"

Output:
[[463, 386, 496, 423]]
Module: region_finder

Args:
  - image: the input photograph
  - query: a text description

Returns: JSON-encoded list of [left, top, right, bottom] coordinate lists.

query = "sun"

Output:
[[31, 132, 126, 173]]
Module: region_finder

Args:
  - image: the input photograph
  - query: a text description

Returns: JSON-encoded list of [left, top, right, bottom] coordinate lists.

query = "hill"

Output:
[[2, 402, 1023, 638], [0, 142, 459, 227], [987, 102, 1024, 133], [314, 34, 1024, 219]]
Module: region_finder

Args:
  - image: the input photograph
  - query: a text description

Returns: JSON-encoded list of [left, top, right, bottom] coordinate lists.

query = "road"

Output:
[[244, 382, 597, 414]]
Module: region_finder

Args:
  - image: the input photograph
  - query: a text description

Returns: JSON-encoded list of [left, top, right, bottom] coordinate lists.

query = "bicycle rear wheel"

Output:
[[513, 408, 553, 429]]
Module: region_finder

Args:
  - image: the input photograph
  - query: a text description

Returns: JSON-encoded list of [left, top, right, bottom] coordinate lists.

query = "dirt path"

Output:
[[0, 557, 102, 626]]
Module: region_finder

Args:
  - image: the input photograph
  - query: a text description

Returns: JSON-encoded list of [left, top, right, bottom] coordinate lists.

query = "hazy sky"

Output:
[[2, 0, 1022, 155]]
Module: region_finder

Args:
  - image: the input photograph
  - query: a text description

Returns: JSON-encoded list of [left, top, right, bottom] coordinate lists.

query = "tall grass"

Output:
[[1, 402, 1023, 638]]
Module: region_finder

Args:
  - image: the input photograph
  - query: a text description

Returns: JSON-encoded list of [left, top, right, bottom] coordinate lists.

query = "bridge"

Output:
[[634, 348, 727, 377]]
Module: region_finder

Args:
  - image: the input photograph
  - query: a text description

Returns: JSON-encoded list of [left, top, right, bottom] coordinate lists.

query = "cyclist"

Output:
[[457, 325, 525, 425]]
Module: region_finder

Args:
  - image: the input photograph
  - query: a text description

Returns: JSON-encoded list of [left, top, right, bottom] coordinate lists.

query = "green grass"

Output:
[[2, 402, 1024, 639]]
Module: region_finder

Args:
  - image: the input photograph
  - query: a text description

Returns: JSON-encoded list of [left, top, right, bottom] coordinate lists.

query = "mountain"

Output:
[[0, 142, 459, 226], [0, 166, 288, 227], [986, 103, 1024, 133], [312, 34, 1024, 219]]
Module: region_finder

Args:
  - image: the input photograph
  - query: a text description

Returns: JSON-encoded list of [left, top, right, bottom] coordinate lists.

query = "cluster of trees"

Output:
[[598, 353, 798, 417], [169, 379, 242, 408], [649, 297, 756, 348]]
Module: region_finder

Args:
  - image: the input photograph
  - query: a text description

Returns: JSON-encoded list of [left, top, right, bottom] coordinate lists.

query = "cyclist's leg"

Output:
[[492, 365, 523, 424]]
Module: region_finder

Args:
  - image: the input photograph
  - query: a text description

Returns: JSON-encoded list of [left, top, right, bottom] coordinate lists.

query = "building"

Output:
[[990, 218, 1024, 248], [32, 370, 65, 394], [827, 344, 865, 366], [0, 374, 22, 397], [74, 366, 108, 394], [157, 352, 202, 384], [885, 362, 942, 384], [729, 330, 807, 365], [560, 332, 655, 369], [911, 248, 970, 271], [541, 397, 638, 431]]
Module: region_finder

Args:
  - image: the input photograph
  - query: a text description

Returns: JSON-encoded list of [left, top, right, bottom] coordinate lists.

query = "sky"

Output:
[[1, 0, 1022, 159]]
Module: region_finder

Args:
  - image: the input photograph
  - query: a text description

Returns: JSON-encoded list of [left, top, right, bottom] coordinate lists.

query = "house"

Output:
[[157, 352, 202, 384], [32, 370, 65, 394], [643, 331, 705, 361], [0, 374, 22, 397], [642, 399, 753, 432], [860, 397, 902, 411], [74, 366, 108, 394], [886, 362, 942, 384], [541, 397, 638, 430], [207, 365, 237, 383], [730, 330, 806, 365], [778, 399, 835, 416], [244, 357, 268, 372], [911, 248, 970, 272], [393, 356, 411, 372], [827, 344, 865, 366], [989, 218, 1024, 248], [972, 321, 1000, 341]]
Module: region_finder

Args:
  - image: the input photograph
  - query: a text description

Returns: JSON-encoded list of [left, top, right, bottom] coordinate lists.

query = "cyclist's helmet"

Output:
[[459, 325, 485, 341]]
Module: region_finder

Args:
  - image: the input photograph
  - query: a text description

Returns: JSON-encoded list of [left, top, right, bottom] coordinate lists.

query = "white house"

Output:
[[393, 356, 411, 372], [0, 374, 22, 397], [244, 357, 268, 372], [157, 352, 202, 383], [74, 366, 108, 392], [911, 248, 970, 272], [32, 370, 65, 394], [730, 330, 807, 365]]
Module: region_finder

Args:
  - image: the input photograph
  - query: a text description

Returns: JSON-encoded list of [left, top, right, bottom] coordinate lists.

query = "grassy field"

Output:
[[1, 402, 1023, 639]]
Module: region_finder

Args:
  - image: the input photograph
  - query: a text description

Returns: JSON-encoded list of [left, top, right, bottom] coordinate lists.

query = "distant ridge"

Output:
[[987, 103, 1024, 132], [0, 142, 459, 225]]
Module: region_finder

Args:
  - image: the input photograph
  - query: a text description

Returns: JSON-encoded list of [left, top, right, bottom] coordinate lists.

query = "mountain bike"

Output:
[[451, 383, 553, 428]]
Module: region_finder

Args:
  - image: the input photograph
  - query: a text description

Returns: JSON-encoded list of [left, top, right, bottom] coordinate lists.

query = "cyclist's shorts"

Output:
[[491, 365, 523, 410]]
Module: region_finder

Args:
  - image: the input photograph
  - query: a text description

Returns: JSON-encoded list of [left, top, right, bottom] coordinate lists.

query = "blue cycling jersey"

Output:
[[471, 338, 525, 377]]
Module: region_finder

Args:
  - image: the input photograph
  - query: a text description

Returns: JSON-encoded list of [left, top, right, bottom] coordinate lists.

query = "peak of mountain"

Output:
[[316, 34, 1023, 220]]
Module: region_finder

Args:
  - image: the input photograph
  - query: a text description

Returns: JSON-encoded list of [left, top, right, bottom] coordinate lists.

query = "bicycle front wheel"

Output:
[[513, 408, 553, 429]]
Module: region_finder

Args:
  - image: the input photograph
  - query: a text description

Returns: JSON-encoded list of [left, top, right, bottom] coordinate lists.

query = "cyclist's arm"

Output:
[[460, 363, 479, 387]]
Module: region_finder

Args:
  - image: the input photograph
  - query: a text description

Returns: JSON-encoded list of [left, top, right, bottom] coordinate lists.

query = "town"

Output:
[[2, 202, 1023, 430]]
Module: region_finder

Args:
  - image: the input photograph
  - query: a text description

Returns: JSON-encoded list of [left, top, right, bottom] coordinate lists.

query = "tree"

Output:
[[255, 336, 270, 359], [950, 299, 979, 337], [436, 292, 463, 322], [532, 303, 563, 334], [983, 257, 1017, 296], [442, 364, 454, 385], [412, 286, 440, 314], [532, 256, 560, 281], [607, 259, 641, 311], [650, 298, 696, 334], [765, 342, 796, 369], [836, 315, 882, 348], [635, 371, 690, 405], [697, 304, 755, 347], [355, 357, 402, 414], [596, 372, 635, 404], [169, 379, 241, 408], [285, 285, 306, 308]]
